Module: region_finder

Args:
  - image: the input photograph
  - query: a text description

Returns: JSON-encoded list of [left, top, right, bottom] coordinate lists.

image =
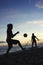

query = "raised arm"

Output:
[[35, 36, 39, 41], [14, 31, 19, 36], [11, 31, 19, 38]]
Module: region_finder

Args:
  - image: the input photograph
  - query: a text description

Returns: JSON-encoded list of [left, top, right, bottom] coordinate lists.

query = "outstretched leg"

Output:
[[17, 40, 24, 50]]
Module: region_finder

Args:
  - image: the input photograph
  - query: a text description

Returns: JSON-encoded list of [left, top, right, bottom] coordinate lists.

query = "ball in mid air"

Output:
[[23, 33, 27, 37]]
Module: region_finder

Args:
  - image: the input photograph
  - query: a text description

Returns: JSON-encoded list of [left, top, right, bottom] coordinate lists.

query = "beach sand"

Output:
[[0, 47, 43, 65]]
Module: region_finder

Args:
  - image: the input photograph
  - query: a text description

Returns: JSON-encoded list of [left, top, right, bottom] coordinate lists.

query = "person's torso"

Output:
[[32, 36, 36, 41], [6, 30, 12, 40]]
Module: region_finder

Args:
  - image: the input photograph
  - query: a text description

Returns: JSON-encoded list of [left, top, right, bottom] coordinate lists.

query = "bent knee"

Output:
[[17, 40, 20, 43]]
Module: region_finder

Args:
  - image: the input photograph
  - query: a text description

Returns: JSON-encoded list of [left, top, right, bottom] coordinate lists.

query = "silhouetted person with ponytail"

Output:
[[31, 33, 39, 48], [6, 24, 24, 55]]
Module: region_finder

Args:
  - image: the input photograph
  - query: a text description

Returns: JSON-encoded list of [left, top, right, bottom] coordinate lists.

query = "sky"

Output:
[[0, 0, 43, 44]]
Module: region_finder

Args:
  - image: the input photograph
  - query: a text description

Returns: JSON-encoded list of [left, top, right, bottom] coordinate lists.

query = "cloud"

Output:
[[35, 0, 43, 8], [14, 20, 43, 31], [27, 20, 43, 26], [18, 20, 43, 28]]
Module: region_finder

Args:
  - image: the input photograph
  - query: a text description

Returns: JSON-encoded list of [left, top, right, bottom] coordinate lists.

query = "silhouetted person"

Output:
[[6, 24, 24, 55], [31, 33, 39, 48]]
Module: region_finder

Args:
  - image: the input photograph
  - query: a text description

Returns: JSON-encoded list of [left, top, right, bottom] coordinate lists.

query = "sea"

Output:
[[0, 42, 43, 55]]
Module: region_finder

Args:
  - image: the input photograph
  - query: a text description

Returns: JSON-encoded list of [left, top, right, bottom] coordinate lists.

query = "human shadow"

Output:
[[6, 23, 24, 55]]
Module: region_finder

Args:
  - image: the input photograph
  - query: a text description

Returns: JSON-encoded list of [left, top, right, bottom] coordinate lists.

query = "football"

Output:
[[23, 33, 27, 37]]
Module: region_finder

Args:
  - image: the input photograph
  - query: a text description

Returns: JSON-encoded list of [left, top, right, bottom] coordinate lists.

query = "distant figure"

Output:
[[6, 24, 24, 55], [31, 33, 39, 48]]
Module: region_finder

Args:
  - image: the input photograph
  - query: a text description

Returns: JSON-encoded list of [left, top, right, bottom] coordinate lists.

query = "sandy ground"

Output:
[[0, 47, 43, 65]]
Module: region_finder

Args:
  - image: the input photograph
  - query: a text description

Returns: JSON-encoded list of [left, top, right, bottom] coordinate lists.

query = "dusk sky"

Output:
[[0, 0, 43, 43]]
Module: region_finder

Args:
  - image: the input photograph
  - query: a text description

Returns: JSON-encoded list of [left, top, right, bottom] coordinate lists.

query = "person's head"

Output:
[[32, 33, 34, 36], [7, 24, 13, 30]]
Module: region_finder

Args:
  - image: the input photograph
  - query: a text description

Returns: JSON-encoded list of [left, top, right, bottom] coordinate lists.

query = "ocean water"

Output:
[[0, 43, 43, 55], [0, 43, 31, 55], [0, 45, 22, 55]]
